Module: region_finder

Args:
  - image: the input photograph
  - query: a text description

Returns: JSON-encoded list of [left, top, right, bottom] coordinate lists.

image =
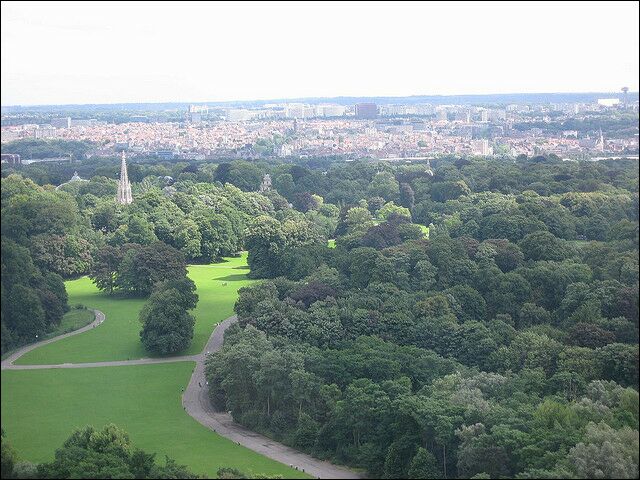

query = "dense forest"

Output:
[[0, 159, 336, 353], [1, 154, 638, 478], [207, 156, 639, 479]]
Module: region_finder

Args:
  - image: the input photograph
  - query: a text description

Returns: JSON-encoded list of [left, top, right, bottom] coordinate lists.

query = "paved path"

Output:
[[183, 316, 361, 479], [1, 311, 362, 478], [1, 309, 106, 368], [2, 355, 198, 370]]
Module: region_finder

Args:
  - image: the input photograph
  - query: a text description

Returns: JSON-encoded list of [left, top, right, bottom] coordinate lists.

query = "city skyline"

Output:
[[2, 1, 639, 106], [3, 90, 638, 109]]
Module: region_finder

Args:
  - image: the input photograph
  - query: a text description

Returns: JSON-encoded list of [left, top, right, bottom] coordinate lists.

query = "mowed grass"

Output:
[[16, 254, 253, 365], [53, 308, 96, 336], [1, 309, 96, 362], [1, 363, 307, 479]]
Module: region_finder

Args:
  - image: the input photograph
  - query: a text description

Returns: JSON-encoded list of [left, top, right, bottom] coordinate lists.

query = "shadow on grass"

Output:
[[215, 274, 249, 282], [191, 257, 235, 266]]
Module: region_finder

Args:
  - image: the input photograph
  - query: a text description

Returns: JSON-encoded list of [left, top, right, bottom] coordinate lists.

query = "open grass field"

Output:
[[1, 363, 307, 479], [3, 253, 312, 477], [16, 254, 253, 365]]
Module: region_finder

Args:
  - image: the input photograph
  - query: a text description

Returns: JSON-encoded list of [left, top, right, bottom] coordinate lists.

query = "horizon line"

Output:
[[2, 90, 637, 109]]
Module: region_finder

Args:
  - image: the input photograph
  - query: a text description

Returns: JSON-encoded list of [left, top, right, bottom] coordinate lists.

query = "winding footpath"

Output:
[[1, 310, 362, 479], [1, 309, 107, 368]]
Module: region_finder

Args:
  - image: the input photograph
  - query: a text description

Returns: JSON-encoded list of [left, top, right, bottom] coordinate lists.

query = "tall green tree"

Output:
[[139, 280, 197, 355], [116, 242, 187, 295]]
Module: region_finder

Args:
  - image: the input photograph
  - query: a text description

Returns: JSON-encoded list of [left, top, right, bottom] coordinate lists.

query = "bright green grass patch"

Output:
[[417, 224, 430, 238], [1, 363, 307, 478], [327, 239, 336, 248], [16, 254, 253, 365], [15, 281, 147, 364]]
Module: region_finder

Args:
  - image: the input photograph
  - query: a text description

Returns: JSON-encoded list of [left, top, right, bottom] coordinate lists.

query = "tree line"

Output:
[[2, 152, 638, 477], [205, 156, 639, 478]]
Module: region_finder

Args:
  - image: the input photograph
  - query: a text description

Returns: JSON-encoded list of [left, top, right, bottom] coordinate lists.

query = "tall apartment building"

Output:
[[355, 103, 378, 119], [34, 125, 58, 139], [472, 139, 493, 156], [51, 117, 71, 129], [319, 105, 346, 117]]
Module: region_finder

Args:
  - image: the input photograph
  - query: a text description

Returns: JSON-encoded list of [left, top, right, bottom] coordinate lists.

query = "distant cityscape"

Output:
[[2, 91, 638, 163]]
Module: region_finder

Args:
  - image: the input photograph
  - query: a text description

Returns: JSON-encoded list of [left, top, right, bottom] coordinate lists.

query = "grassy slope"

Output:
[[16, 254, 253, 365], [1, 309, 96, 362], [1, 363, 306, 479], [52, 308, 96, 336], [3, 253, 310, 477]]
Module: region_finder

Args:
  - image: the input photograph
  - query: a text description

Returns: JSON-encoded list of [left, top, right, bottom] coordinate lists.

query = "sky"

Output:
[[1, 1, 638, 106]]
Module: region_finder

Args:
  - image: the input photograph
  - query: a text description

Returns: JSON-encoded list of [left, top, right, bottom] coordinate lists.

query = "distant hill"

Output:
[[2, 91, 638, 113]]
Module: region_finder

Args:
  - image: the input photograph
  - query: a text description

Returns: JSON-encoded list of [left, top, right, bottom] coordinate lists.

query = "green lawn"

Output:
[[49, 308, 95, 337], [1, 363, 307, 479], [1, 309, 96, 361], [16, 254, 253, 365]]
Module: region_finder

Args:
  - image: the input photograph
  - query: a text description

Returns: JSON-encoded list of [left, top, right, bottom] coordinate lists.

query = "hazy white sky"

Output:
[[1, 1, 638, 105]]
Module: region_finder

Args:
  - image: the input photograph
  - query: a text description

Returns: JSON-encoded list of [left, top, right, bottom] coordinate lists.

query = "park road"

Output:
[[1, 311, 362, 479], [1, 309, 106, 368], [183, 315, 362, 479]]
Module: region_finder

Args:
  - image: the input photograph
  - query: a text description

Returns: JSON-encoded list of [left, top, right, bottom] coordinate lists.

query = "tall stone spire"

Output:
[[116, 151, 133, 204], [597, 128, 605, 153]]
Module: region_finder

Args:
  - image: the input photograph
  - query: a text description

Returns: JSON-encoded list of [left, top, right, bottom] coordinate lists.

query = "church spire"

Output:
[[116, 150, 133, 204]]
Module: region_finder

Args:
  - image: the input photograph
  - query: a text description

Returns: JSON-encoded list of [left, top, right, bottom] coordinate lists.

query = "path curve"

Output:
[[183, 316, 362, 479], [1, 310, 362, 478], [1, 309, 106, 368]]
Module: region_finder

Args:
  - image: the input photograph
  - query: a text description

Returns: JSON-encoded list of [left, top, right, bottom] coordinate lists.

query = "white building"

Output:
[[34, 125, 58, 139], [226, 109, 254, 122], [285, 104, 306, 119], [319, 105, 346, 117], [380, 105, 407, 116], [472, 139, 493, 156], [279, 144, 294, 156], [1, 129, 20, 142], [597, 98, 620, 107], [412, 104, 434, 115]]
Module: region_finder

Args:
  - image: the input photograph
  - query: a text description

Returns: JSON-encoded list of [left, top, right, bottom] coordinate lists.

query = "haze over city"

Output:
[[1, 2, 639, 480], [2, 0, 639, 106]]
